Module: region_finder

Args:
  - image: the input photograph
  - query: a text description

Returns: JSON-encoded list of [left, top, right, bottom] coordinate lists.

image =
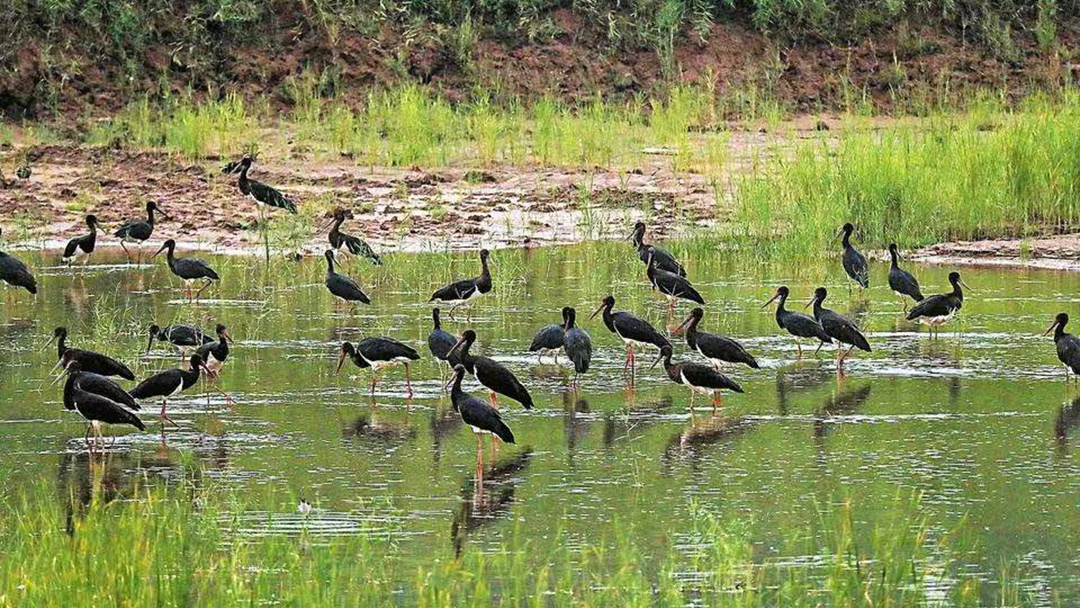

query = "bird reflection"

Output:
[[343, 411, 416, 445], [775, 364, 832, 415], [843, 299, 871, 327], [450, 448, 533, 557], [812, 383, 873, 439], [603, 394, 673, 448], [430, 406, 462, 467], [1055, 396, 1080, 449], [661, 414, 753, 473], [563, 392, 591, 456]]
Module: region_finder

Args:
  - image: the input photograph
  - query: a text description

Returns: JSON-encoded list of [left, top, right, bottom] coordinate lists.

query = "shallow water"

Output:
[[3, 242, 1080, 603]]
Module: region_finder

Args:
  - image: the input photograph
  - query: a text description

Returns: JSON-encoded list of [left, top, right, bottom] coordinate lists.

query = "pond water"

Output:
[[2, 242, 1079, 604]]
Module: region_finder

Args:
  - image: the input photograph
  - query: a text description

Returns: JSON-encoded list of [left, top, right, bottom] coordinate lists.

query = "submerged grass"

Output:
[[732, 91, 1080, 257], [0, 477, 1032, 607]]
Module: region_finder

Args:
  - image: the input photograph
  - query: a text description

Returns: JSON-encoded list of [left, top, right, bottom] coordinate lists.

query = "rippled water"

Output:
[[3, 242, 1080, 603]]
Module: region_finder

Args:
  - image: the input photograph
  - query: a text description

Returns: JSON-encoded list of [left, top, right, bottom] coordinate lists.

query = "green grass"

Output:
[[732, 90, 1080, 257], [0, 479, 1033, 607]]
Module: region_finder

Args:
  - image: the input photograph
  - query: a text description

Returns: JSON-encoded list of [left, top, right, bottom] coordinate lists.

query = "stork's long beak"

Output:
[[157, 209, 172, 221], [40, 335, 57, 352], [761, 292, 780, 309], [1044, 321, 1059, 336], [335, 349, 347, 374], [832, 228, 844, 243], [672, 315, 694, 335], [447, 337, 466, 358], [589, 302, 606, 320], [151, 243, 167, 259], [223, 330, 235, 345], [48, 367, 69, 386], [959, 279, 974, 292], [48, 358, 63, 374], [804, 296, 816, 310], [443, 374, 456, 393], [650, 353, 664, 369]]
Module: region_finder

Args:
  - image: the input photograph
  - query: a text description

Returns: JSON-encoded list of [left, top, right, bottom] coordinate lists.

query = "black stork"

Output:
[[528, 316, 565, 364], [446, 330, 533, 409], [114, 201, 168, 262], [66, 371, 145, 449], [195, 324, 234, 375], [837, 223, 869, 290], [646, 252, 705, 315], [762, 286, 832, 359], [324, 250, 370, 306], [62, 214, 102, 265], [652, 345, 743, 414], [888, 243, 923, 310], [336, 338, 421, 398], [590, 295, 671, 380], [429, 249, 492, 320], [428, 308, 459, 376], [0, 229, 37, 295], [130, 354, 212, 427], [906, 271, 971, 338], [50, 327, 135, 380], [807, 287, 872, 371], [224, 156, 298, 219], [1045, 313, 1080, 383], [327, 208, 381, 265], [446, 364, 515, 469], [561, 306, 592, 389], [673, 307, 759, 370], [60, 360, 141, 413], [146, 323, 213, 355], [153, 240, 220, 302], [630, 221, 686, 277]]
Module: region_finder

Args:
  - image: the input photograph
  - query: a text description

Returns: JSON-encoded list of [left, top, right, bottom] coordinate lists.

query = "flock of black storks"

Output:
[[2, 158, 1079, 465]]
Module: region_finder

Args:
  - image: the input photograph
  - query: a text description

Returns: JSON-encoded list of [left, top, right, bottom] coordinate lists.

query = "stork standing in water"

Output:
[[324, 250, 370, 306], [195, 324, 235, 406], [652, 345, 743, 414], [62, 214, 102, 266], [1045, 313, 1080, 383], [114, 201, 168, 262], [561, 307, 592, 390], [762, 286, 832, 360], [646, 252, 705, 316], [146, 323, 214, 357], [326, 208, 381, 265], [49, 327, 135, 380], [447, 364, 515, 470], [429, 249, 492, 321], [428, 308, 458, 380], [0, 228, 37, 295], [336, 338, 421, 398], [131, 354, 212, 427], [63, 364, 145, 450], [447, 330, 533, 409], [836, 223, 869, 290], [673, 307, 759, 370], [153, 240, 220, 303], [630, 221, 686, 277], [906, 271, 972, 338], [528, 315, 565, 364], [807, 287, 871, 372], [590, 295, 670, 382], [887, 244, 923, 310], [224, 156, 298, 261]]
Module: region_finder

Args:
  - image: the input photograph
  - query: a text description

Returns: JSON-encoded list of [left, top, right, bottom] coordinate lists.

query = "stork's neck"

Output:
[[602, 306, 615, 332], [663, 358, 680, 383], [1056, 324, 1067, 340], [842, 231, 852, 248], [330, 216, 345, 233], [775, 293, 788, 314], [147, 207, 155, 225], [325, 255, 335, 274], [432, 313, 442, 331], [813, 298, 825, 318], [951, 280, 964, 300], [57, 335, 68, 359], [889, 248, 899, 268]]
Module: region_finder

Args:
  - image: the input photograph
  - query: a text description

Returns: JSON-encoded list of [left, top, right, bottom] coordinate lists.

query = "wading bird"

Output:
[[61, 360, 141, 414], [324, 250, 370, 305], [146, 323, 213, 356], [225, 156, 298, 220], [114, 201, 167, 262], [561, 307, 592, 389], [428, 308, 459, 376], [327, 208, 381, 265], [673, 307, 759, 370], [1045, 313, 1080, 383], [906, 271, 971, 338], [447, 364, 515, 469], [153, 240, 220, 302], [646, 252, 705, 314], [0, 229, 37, 294], [591, 295, 671, 380], [528, 316, 565, 364], [762, 286, 832, 359], [447, 330, 533, 409], [67, 373, 145, 449], [630, 221, 685, 277], [652, 345, 743, 414], [837, 223, 869, 290], [50, 327, 135, 380], [62, 214, 102, 265], [429, 249, 492, 320], [887, 244, 923, 310], [130, 354, 212, 427], [807, 287, 871, 371], [195, 324, 233, 376], [336, 338, 421, 398]]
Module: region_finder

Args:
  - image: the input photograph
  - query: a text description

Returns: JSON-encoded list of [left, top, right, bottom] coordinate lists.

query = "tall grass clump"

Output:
[[734, 90, 1080, 258], [0, 479, 1034, 607]]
